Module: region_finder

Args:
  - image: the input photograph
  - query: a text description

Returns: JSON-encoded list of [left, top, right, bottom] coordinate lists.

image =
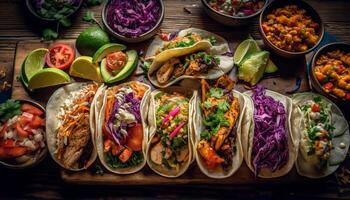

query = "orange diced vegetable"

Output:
[[119, 148, 133, 163]]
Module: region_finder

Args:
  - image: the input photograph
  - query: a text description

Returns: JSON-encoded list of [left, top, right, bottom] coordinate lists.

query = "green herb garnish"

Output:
[[208, 88, 224, 98], [0, 100, 22, 123], [209, 35, 216, 45], [106, 151, 143, 169]]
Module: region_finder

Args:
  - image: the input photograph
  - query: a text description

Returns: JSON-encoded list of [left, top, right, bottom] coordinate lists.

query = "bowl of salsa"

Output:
[[201, 0, 267, 26]]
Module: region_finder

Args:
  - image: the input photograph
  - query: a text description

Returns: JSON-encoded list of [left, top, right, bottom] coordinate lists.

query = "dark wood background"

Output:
[[1, 0, 350, 199]]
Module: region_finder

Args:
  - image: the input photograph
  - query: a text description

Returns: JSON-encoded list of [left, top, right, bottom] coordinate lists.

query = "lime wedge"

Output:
[[28, 68, 70, 90], [92, 43, 127, 63], [69, 56, 102, 82], [24, 48, 48, 80], [238, 51, 269, 86], [234, 39, 259, 66], [264, 59, 279, 73]]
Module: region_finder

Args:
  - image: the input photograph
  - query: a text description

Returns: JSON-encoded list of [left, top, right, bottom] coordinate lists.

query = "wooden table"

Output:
[[1, 0, 350, 199]]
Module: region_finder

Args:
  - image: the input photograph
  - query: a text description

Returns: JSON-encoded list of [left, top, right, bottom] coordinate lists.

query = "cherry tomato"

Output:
[[21, 103, 43, 116], [323, 82, 334, 90], [106, 52, 127, 71], [311, 103, 321, 112], [46, 43, 75, 70]]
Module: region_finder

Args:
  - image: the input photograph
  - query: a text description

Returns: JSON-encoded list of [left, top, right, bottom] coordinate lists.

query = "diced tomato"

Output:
[[262, 24, 269, 33], [126, 124, 143, 151], [18, 115, 32, 127], [21, 103, 43, 116], [311, 103, 321, 112], [323, 82, 334, 90], [29, 115, 45, 129], [0, 122, 8, 138], [1, 139, 16, 148], [111, 144, 125, 156], [0, 147, 9, 159], [345, 93, 350, 101], [46, 43, 75, 70], [104, 139, 113, 152], [119, 148, 133, 163], [15, 122, 29, 138], [7, 147, 27, 158], [159, 32, 170, 41], [315, 72, 326, 81]]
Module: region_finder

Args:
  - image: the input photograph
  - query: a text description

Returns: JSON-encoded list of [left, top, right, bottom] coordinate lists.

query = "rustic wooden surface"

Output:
[[1, 0, 350, 199]]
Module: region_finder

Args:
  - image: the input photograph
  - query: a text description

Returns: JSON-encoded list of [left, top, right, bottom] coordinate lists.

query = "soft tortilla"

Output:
[[292, 92, 350, 178], [146, 28, 234, 88], [241, 90, 300, 178], [95, 81, 151, 174], [145, 87, 197, 178], [194, 90, 245, 179], [46, 82, 100, 171]]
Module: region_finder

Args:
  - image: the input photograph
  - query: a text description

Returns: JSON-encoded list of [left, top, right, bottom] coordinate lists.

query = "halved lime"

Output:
[[76, 26, 111, 56], [92, 43, 127, 63], [20, 56, 29, 88], [69, 56, 102, 82], [24, 48, 48, 80], [234, 39, 259, 66], [28, 68, 70, 90]]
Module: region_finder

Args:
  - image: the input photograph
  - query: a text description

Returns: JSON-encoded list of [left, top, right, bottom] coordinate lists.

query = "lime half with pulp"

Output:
[[28, 68, 70, 90], [233, 39, 259, 66], [24, 48, 48, 80]]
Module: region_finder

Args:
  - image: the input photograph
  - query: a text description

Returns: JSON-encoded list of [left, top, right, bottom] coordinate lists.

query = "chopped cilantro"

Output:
[[209, 35, 216, 45], [0, 100, 22, 123], [208, 88, 224, 98], [204, 100, 212, 109], [218, 101, 230, 112]]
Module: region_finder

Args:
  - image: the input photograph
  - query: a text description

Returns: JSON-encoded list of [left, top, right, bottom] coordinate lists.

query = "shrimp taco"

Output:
[[194, 76, 245, 178], [241, 86, 300, 178], [146, 87, 197, 178], [145, 28, 234, 88], [292, 92, 350, 178], [95, 81, 151, 174], [46, 82, 101, 171]]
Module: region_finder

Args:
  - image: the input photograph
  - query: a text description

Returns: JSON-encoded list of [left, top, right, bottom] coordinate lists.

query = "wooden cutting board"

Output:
[[12, 39, 310, 185]]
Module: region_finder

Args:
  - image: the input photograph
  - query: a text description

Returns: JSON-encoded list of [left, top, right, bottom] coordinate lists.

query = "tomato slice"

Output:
[[46, 43, 75, 70], [21, 103, 44, 116], [106, 52, 127, 71]]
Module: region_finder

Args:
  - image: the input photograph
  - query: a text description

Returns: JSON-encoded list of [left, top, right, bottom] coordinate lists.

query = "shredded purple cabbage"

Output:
[[106, 0, 161, 38], [251, 85, 289, 176], [105, 90, 141, 145]]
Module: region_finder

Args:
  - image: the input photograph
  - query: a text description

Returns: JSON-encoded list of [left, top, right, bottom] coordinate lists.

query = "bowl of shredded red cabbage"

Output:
[[102, 0, 164, 43], [251, 85, 289, 176]]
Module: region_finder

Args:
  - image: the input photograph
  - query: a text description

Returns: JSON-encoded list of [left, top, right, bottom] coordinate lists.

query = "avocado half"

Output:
[[100, 50, 138, 84]]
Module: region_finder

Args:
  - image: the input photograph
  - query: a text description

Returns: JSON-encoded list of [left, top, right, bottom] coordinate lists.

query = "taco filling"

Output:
[[160, 32, 204, 51], [299, 96, 334, 167], [103, 82, 148, 169], [251, 86, 289, 175], [149, 91, 190, 171], [55, 83, 98, 169], [156, 52, 220, 85], [197, 76, 240, 170]]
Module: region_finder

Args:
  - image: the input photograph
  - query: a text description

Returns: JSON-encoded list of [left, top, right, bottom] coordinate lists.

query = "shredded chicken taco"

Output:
[[293, 93, 350, 178], [95, 81, 151, 174], [145, 28, 234, 88], [194, 76, 245, 178], [46, 82, 101, 171], [146, 87, 197, 177], [242, 86, 300, 178]]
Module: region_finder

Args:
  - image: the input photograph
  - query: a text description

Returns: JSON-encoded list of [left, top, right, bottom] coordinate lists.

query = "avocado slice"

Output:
[[100, 50, 138, 84]]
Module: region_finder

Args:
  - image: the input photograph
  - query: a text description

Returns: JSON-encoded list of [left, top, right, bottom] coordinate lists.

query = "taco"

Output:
[[146, 28, 234, 88], [293, 92, 350, 178], [194, 76, 244, 178], [95, 81, 151, 174], [146, 87, 197, 177], [46, 82, 100, 171], [242, 86, 299, 178]]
